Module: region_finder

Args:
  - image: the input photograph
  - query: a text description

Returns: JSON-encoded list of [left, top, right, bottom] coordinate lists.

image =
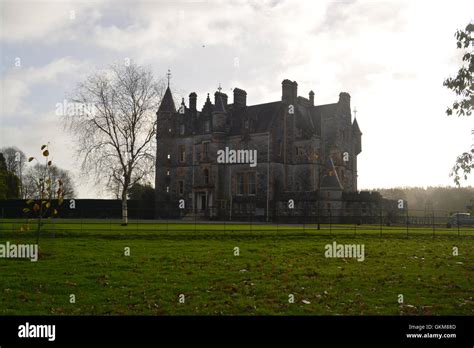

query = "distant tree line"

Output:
[[375, 186, 474, 213], [0, 146, 75, 200]]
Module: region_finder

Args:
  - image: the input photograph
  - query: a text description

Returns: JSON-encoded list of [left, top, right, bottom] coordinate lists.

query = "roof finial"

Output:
[[353, 107, 357, 118], [166, 68, 172, 87], [217, 83, 222, 93]]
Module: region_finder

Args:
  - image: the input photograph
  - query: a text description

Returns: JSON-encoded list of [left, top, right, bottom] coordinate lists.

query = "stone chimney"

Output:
[[292, 81, 298, 100], [338, 92, 351, 105], [309, 90, 314, 105], [282, 79, 293, 103], [233, 88, 247, 107], [189, 92, 197, 111], [338, 92, 351, 115]]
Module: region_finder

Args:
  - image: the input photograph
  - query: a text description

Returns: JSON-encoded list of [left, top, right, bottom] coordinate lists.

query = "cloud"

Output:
[[0, 0, 104, 43], [0, 57, 90, 116]]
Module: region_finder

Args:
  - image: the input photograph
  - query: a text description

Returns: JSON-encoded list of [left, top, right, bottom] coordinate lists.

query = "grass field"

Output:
[[0, 219, 473, 315]]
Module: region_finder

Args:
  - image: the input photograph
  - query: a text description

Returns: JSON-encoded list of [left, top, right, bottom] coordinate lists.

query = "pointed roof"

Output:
[[157, 86, 176, 113], [214, 93, 227, 113], [352, 118, 361, 134]]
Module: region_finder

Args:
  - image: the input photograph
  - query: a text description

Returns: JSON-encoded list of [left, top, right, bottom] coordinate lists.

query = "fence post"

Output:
[[329, 210, 332, 236], [303, 209, 306, 234], [380, 208, 383, 237], [457, 213, 460, 237], [406, 209, 409, 238], [317, 205, 320, 231], [432, 210, 435, 237], [250, 212, 253, 233]]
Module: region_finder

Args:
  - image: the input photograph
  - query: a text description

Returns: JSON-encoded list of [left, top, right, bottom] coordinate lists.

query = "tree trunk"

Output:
[[121, 191, 128, 226]]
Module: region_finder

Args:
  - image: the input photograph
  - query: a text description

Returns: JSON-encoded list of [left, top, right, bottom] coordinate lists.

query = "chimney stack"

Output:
[[233, 88, 247, 107], [282, 79, 293, 103], [292, 81, 298, 100], [338, 92, 351, 105], [189, 92, 197, 111], [282, 80, 298, 103]]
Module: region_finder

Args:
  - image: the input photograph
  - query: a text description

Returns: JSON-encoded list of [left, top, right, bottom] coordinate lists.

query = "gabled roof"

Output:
[[229, 101, 282, 135]]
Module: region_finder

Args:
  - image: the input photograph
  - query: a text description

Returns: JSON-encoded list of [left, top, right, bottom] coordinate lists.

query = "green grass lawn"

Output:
[[0, 219, 473, 315]]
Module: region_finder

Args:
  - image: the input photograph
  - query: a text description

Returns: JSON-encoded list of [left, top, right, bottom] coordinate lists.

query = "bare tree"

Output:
[[23, 163, 75, 199], [64, 62, 164, 225]]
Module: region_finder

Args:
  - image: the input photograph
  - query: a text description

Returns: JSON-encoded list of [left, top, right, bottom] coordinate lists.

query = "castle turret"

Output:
[[352, 118, 362, 155], [155, 86, 176, 215]]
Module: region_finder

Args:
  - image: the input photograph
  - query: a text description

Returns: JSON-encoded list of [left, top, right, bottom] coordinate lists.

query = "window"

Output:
[[204, 169, 209, 184], [204, 119, 210, 132], [180, 124, 185, 135], [166, 170, 170, 176], [168, 128, 172, 133], [179, 145, 185, 162], [237, 173, 244, 195], [202, 141, 210, 160], [167, 154, 171, 160], [166, 186, 169, 193], [248, 172, 256, 195], [244, 119, 249, 129], [178, 181, 184, 195]]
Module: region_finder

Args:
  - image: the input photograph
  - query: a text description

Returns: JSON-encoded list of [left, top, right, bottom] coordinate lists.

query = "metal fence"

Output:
[[0, 206, 473, 237]]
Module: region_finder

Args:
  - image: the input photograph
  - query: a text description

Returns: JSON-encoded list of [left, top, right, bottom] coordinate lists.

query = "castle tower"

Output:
[[155, 82, 176, 217]]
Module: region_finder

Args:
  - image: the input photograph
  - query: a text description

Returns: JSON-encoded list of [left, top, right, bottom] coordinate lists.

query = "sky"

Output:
[[1, 0, 473, 198]]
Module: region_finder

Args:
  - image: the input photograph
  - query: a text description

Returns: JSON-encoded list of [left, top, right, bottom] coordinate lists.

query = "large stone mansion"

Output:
[[154, 78, 397, 222]]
